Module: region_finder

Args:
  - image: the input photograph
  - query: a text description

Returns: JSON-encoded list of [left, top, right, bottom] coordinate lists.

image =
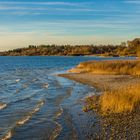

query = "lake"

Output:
[[0, 56, 135, 140]]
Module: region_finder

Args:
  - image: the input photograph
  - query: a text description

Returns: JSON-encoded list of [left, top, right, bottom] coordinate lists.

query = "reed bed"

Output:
[[79, 60, 140, 115], [100, 84, 140, 114], [84, 84, 140, 115], [73, 60, 140, 76]]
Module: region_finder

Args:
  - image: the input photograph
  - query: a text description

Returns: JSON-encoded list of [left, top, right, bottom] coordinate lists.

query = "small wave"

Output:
[[1, 100, 45, 140], [17, 100, 45, 126], [50, 106, 63, 140], [31, 100, 44, 114], [50, 121, 62, 140], [15, 79, 20, 83], [43, 83, 49, 89], [55, 106, 63, 118], [17, 115, 31, 125], [1, 130, 12, 140], [0, 103, 7, 110]]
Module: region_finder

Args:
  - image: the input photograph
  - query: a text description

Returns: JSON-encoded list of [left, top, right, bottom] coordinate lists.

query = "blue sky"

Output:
[[0, 0, 140, 51]]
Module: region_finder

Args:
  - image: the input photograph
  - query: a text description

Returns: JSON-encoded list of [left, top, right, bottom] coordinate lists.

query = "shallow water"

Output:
[[0, 56, 135, 140]]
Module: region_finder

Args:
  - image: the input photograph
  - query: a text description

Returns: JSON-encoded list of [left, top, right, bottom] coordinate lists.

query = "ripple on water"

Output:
[[1, 100, 45, 140], [17, 100, 45, 126], [50, 106, 64, 140]]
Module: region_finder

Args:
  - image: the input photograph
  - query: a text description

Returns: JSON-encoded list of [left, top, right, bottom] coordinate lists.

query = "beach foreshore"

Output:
[[58, 59, 140, 139], [58, 73, 140, 92], [58, 73, 140, 139]]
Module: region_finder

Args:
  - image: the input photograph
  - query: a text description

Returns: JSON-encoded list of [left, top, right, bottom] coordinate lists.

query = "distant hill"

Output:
[[0, 38, 140, 57]]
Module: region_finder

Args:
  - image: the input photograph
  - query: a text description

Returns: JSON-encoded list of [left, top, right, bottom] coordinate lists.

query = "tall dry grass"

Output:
[[84, 84, 140, 115], [100, 84, 140, 114], [80, 60, 140, 115], [75, 60, 140, 76]]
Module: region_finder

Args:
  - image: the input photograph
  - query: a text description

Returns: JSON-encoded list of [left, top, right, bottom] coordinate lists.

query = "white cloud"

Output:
[[125, 0, 140, 4], [0, 1, 82, 6], [0, 1, 139, 51]]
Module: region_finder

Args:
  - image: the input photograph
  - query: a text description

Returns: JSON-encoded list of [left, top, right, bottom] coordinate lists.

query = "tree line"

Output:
[[0, 38, 140, 57]]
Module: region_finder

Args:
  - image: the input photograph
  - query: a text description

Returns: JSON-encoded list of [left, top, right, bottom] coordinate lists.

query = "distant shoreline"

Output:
[[0, 38, 140, 57]]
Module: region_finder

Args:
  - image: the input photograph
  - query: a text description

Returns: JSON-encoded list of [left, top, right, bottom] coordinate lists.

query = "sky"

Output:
[[0, 0, 140, 51]]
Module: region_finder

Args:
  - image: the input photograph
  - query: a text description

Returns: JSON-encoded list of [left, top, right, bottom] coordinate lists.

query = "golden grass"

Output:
[[100, 84, 140, 114], [84, 84, 140, 115], [69, 59, 140, 115], [72, 60, 140, 76]]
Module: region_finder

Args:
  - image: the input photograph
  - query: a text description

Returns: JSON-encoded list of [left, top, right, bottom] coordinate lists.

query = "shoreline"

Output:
[[58, 73, 140, 139], [58, 73, 140, 92], [58, 63, 140, 139]]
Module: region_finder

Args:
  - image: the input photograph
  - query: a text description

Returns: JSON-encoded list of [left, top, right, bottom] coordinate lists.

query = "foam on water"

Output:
[[17, 100, 45, 126], [0, 103, 7, 110], [50, 121, 62, 140], [50, 106, 63, 139], [1, 130, 12, 140], [55, 106, 63, 118], [1, 100, 45, 140], [43, 83, 49, 89], [15, 79, 20, 83], [17, 116, 31, 125]]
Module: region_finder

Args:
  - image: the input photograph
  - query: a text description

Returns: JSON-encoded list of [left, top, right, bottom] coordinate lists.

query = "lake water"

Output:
[[0, 56, 135, 140]]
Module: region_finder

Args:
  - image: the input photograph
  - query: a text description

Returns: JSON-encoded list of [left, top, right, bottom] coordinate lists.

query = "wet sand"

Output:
[[58, 73, 140, 139], [59, 73, 140, 91]]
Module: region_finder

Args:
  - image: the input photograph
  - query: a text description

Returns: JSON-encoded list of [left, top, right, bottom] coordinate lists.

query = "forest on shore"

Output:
[[0, 38, 140, 57]]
